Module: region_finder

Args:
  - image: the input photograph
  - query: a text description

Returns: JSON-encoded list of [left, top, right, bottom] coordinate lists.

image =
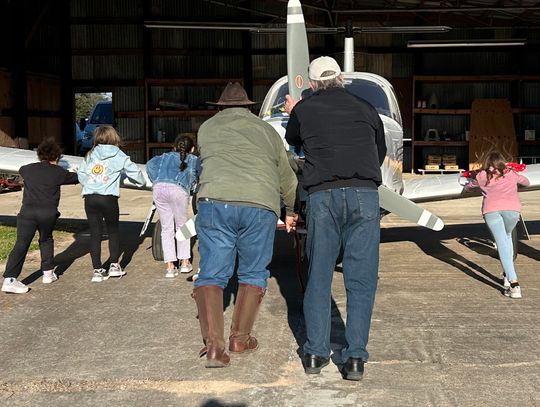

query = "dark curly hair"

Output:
[[37, 137, 62, 162]]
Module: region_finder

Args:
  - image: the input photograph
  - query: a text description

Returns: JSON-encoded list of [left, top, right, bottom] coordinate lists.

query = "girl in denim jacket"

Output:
[[146, 135, 201, 277]]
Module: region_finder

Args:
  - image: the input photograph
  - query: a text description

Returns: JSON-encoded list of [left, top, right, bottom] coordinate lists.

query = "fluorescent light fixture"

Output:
[[358, 25, 451, 34], [143, 21, 289, 33], [407, 39, 526, 48], [144, 21, 258, 30]]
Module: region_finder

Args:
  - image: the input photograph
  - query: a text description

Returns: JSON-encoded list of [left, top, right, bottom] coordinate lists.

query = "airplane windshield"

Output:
[[344, 79, 392, 119], [262, 79, 393, 121]]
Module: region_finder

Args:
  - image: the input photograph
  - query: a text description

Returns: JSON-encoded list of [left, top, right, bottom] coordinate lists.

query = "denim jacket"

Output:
[[146, 151, 201, 194]]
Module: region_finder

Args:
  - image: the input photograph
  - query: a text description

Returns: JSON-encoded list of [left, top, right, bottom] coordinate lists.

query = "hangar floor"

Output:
[[0, 182, 538, 406]]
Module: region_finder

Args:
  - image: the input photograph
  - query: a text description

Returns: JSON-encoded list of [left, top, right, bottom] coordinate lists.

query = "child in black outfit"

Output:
[[2, 138, 79, 294]]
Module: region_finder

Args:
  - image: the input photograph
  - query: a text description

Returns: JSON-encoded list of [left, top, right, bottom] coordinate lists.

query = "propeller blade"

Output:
[[379, 185, 444, 231], [287, 0, 310, 101]]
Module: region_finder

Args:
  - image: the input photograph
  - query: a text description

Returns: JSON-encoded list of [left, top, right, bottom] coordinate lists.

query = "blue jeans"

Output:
[[484, 211, 520, 281], [303, 187, 380, 362], [195, 200, 277, 289]]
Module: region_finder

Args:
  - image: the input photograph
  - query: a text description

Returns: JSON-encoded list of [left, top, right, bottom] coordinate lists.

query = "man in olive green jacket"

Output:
[[193, 82, 298, 368]]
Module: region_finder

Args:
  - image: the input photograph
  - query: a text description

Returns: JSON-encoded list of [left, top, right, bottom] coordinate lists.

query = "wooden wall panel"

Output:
[[27, 118, 62, 146], [0, 71, 12, 109], [469, 99, 518, 169], [27, 74, 61, 110], [0, 116, 14, 138]]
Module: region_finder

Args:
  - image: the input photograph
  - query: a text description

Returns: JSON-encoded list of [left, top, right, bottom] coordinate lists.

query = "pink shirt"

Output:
[[466, 169, 530, 214]]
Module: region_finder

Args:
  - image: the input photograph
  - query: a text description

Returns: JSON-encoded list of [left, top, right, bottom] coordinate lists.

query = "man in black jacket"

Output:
[[285, 56, 386, 381]]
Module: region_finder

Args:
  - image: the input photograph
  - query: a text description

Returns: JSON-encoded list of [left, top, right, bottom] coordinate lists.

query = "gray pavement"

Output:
[[0, 183, 539, 407]]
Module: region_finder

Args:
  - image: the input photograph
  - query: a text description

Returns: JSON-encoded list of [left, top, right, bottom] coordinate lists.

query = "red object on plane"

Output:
[[506, 162, 527, 172], [463, 163, 526, 179]]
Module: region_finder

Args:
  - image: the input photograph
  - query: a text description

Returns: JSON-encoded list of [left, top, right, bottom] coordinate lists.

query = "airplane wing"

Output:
[[0, 146, 152, 190], [403, 164, 540, 203]]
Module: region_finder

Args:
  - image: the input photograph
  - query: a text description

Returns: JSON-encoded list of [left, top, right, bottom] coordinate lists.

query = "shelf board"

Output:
[[414, 75, 540, 82], [413, 141, 469, 146], [414, 108, 540, 115], [147, 110, 216, 117], [519, 140, 540, 145], [123, 141, 145, 149], [116, 111, 144, 118], [147, 142, 174, 148], [517, 108, 540, 114], [145, 78, 242, 86], [414, 108, 470, 114]]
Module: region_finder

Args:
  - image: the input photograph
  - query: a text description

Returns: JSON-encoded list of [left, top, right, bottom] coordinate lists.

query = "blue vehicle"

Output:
[[77, 100, 112, 155]]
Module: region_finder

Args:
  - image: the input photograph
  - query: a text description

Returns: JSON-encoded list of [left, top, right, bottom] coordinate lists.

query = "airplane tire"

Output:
[[152, 219, 164, 261]]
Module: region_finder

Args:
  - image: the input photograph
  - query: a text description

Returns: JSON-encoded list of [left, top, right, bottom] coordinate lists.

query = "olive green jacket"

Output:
[[197, 108, 297, 217]]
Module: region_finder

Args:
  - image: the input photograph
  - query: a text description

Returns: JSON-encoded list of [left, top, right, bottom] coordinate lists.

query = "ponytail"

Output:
[[173, 135, 195, 172]]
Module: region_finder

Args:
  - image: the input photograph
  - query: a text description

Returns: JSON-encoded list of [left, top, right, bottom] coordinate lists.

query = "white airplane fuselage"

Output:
[[259, 73, 405, 195]]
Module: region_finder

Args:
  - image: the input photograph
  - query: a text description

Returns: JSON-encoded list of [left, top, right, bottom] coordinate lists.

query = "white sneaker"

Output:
[[165, 268, 179, 278], [504, 285, 522, 299], [2, 278, 29, 294], [108, 263, 126, 278], [502, 274, 510, 289], [191, 268, 200, 282], [179, 263, 193, 274], [91, 268, 110, 283], [42, 270, 58, 284]]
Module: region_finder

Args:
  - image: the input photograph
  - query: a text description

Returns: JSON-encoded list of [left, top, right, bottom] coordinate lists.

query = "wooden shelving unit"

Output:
[[143, 78, 240, 160], [411, 75, 540, 172]]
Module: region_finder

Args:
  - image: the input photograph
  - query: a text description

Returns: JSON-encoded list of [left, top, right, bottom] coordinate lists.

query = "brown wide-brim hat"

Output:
[[207, 82, 256, 106]]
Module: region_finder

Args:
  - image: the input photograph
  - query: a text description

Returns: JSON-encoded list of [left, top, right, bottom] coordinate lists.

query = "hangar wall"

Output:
[[0, 0, 539, 169]]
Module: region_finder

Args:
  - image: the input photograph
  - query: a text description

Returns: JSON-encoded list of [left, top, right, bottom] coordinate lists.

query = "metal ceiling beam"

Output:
[[333, 6, 540, 14], [201, 0, 284, 21]]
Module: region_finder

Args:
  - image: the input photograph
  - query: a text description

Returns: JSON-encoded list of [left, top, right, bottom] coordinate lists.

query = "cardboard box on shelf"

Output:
[[426, 154, 442, 165], [524, 130, 536, 141], [424, 164, 440, 170], [442, 154, 457, 164]]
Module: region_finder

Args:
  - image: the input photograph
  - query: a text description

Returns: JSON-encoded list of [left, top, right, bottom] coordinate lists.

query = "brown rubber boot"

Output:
[[229, 283, 265, 354], [192, 285, 230, 368]]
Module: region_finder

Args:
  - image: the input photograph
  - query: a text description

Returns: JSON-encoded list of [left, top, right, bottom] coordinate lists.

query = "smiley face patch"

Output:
[[91, 164, 104, 175]]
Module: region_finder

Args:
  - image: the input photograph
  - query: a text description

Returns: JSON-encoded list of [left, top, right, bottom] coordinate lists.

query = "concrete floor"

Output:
[[0, 182, 539, 407]]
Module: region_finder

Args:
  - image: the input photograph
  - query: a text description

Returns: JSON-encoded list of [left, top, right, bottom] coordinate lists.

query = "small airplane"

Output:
[[259, 0, 540, 232]]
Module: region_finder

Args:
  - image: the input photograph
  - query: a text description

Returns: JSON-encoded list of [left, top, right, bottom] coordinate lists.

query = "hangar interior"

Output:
[[1, 0, 540, 172]]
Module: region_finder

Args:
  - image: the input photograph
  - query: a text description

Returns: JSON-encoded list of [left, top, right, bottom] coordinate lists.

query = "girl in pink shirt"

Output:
[[465, 150, 529, 298]]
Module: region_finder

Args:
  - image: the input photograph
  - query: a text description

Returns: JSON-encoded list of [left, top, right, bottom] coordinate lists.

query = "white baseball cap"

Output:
[[308, 56, 341, 81]]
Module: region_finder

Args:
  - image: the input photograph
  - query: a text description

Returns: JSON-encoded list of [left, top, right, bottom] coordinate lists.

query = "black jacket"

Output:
[[20, 161, 79, 209], [285, 87, 386, 193]]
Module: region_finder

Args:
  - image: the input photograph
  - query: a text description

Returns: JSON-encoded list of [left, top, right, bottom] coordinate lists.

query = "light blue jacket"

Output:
[[78, 144, 146, 196], [146, 151, 201, 194]]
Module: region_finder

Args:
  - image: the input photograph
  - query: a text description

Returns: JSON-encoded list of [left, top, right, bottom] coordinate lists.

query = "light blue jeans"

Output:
[[303, 187, 380, 363], [484, 211, 520, 281]]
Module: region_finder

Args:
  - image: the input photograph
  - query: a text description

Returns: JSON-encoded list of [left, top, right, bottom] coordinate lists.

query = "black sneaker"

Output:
[[91, 268, 109, 283]]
